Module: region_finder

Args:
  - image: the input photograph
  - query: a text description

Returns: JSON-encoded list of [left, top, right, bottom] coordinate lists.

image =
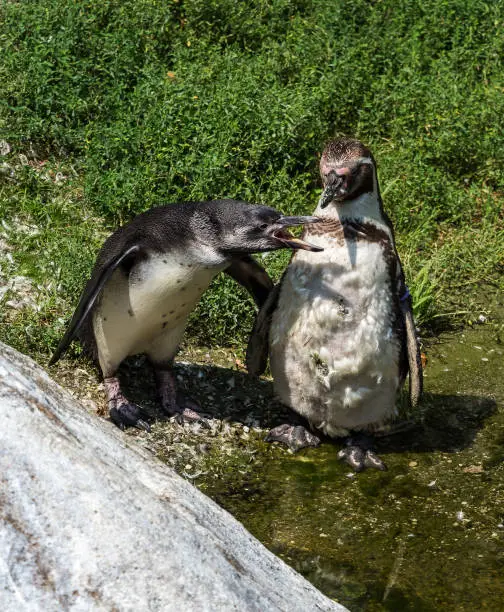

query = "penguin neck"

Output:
[[315, 180, 390, 233]]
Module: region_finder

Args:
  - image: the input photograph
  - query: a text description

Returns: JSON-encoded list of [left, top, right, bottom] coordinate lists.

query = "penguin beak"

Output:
[[319, 178, 345, 209], [274, 216, 324, 252]]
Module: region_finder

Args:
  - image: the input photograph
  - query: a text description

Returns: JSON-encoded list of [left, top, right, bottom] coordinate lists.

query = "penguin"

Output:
[[246, 139, 423, 471], [50, 199, 322, 432]]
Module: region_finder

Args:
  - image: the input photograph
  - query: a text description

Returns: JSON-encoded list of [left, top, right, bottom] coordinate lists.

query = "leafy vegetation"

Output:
[[1, 0, 503, 357]]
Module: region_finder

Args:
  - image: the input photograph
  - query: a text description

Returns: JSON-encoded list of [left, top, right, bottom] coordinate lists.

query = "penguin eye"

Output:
[[259, 223, 268, 230]]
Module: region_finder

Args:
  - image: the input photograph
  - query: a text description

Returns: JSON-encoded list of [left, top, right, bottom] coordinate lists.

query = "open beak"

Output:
[[274, 215, 324, 252]]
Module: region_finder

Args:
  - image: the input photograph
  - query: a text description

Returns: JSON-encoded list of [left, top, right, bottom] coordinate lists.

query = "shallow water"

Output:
[[185, 317, 504, 610], [114, 304, 504, 611]]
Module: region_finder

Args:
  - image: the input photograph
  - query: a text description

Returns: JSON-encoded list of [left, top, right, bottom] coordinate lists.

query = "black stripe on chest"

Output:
[[303, 217, 401, 313], [305, 219, 391, 244]]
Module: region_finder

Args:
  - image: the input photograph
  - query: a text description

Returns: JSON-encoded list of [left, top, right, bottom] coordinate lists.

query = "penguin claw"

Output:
[[168, 405, 211, 429], [337, 446, 366, 472], [266, 424, 321, 452], [364, 449, 387, 470], [338, 442, 387, 472], [110, 404, 151, 433], [134, 419, 152, 433]]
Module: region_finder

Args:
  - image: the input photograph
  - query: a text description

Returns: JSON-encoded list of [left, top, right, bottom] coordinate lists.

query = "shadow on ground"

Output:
[[118, 357, 497, 459]]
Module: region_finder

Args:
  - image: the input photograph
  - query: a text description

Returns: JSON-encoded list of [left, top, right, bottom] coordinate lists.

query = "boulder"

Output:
[[0, 342, 346, 611]]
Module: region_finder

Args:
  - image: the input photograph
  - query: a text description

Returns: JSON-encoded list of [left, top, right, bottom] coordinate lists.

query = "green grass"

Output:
[[1, 0, 503, 359]]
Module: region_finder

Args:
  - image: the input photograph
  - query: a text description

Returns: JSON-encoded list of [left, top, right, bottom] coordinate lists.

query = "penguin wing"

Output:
[[49, 244, 141, 365], [246, 282, 281, 376], [224, 256, 274, 307], [400, 295, 423, 407]]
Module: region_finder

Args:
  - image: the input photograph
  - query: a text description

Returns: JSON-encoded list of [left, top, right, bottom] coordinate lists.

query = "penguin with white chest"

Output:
[[247, 139, 423, 471], [50, 199, 322, 431]]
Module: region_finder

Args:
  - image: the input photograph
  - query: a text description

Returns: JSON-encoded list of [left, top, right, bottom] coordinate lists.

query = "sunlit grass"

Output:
[[1, 0, 503, 356]]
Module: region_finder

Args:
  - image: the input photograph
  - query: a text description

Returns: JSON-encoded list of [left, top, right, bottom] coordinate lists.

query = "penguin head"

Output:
[[213, 202, 323, 256], [318, 138, 376, 209]]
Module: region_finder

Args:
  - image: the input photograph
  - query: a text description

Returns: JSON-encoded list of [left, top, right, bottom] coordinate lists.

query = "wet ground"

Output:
[[52, 307, 504, 611]]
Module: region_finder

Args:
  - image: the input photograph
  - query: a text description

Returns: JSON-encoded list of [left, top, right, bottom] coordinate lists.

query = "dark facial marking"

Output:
[[320, 138, 375, 202]]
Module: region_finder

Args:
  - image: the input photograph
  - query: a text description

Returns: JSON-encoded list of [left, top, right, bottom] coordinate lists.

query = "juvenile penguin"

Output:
[[247, 139, 422, 471], [50, 199, 322, 432]]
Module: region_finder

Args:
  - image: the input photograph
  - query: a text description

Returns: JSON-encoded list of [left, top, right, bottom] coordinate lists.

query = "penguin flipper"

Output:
[[49, 244, 141, 365], [224, 256, 274, 307], [400, 298, 423, 407], [246, 282, 281, 376]]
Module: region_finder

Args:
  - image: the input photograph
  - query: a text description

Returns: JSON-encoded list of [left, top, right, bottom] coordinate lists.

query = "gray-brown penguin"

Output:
[[246, 139, 422, 471], [50, 199, 322, 432]]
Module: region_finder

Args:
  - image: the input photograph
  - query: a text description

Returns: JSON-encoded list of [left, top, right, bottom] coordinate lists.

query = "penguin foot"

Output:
[[163, 398, 211, 429], [266, 424, 321, 452], [109, 402, 151, 433], [172, 405, 211, 429], [337, 435, 387, 472], [104, 376, 151, 432]]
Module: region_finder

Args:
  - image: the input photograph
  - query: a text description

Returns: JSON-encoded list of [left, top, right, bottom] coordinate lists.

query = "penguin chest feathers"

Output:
[[269, 221, 401, 436], [94, 252, 225, 369]]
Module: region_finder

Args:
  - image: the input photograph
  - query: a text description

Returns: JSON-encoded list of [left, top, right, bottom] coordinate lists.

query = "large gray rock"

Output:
[[0, 342, 346, 611]]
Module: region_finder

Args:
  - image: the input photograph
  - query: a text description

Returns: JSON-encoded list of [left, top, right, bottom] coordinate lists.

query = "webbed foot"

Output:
[[266, 424, 321, 452], [337, 435, 387, 472], [104, 376, 151, 432], [110, 402, 151, 432], [169, 397, 211, 429]]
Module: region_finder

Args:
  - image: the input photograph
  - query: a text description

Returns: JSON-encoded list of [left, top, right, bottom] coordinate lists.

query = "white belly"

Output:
[[269, 235, 401, 436], [94, 254, 225, 373]]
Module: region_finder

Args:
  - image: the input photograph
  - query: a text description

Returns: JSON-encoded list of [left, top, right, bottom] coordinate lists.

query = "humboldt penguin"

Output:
[[50, 199, 322, 432], [247, 139, 423, 471]]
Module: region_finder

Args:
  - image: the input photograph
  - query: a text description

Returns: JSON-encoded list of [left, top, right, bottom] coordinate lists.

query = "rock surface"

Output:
[[0, 342, 346, 611]]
